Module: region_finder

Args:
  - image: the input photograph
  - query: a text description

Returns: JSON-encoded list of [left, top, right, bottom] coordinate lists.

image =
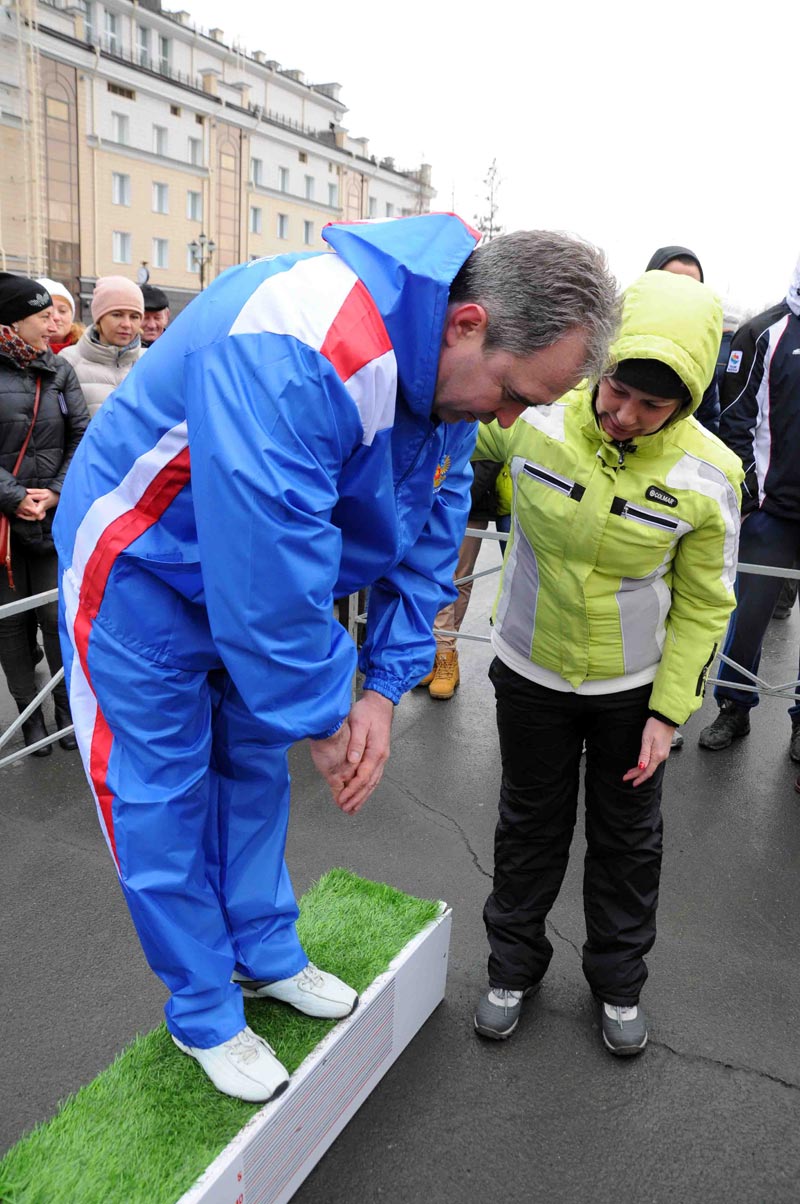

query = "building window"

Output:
[[153, 125, 168, 156], [303, 220, 313, 246], [158, 36, 170, 73], [187, 244, 199, 273], [108, 82, 135, 99], [385, 202, 394, 217], [152, 182, 169, 214], [277, 213, 288, 240], [188, 137, 203, 166], [112, 172, 131, 206], [170, 104, 181, 117], [250, 156, 263, 185], [112, 231, 131, 264], [249, 206, 262, 235], [278, 166, 289, 193], [111, 112, 129, 145], [104, 10, 120, 53], [186, 190, 202, 221], [84, 1, 95, 40], [368, 196, 377, 218], [137, 25, 150, 67], [328, 182, 338, 208], [304, 175, 314, 201], [152, 238, 169, 269]]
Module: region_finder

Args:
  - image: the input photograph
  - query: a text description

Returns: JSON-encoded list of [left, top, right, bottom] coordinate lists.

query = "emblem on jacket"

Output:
[[726, 350, 743, 373], [645, 485, 678, 508], [433, 454, 451, 491]]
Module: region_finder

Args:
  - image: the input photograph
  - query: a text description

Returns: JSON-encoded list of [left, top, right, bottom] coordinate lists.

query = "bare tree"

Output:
[[474, 159, 503, 243]]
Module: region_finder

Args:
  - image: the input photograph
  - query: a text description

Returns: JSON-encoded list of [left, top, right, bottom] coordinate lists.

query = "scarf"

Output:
[[0, 324, 42, 368]]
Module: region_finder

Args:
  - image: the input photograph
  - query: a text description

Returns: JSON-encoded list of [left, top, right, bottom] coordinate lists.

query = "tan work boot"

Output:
[[428, 650, 460, 700], [416, 665, 436, 688]]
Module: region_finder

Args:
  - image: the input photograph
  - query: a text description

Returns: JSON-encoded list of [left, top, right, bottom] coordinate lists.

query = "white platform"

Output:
[[177, 905, 452, 1204]]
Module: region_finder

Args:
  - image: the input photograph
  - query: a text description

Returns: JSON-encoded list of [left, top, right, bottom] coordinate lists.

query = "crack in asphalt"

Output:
[[385, 773, 493, 878]]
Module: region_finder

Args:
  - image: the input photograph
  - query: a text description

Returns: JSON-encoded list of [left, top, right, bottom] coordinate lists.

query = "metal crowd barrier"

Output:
[[2, 546, 800, 768]]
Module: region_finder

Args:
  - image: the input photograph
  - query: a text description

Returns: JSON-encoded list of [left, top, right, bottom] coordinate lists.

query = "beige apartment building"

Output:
[[0, 0, 434, 316]]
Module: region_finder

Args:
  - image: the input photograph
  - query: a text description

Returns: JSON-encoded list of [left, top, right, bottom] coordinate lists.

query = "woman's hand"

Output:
[[623, 717, 675, 787], [15, 492, 46, 521], [25, 487, 59, 512]]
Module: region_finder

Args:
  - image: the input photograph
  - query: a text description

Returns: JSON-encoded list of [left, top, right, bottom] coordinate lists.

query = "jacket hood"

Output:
[[645, 245, 704, 282], [323, 214, 480, 418], [607, 270, 722, 417]]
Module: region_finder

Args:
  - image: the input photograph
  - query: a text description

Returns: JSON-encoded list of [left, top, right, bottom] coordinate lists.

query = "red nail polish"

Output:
[[638, 761, 646, 770]]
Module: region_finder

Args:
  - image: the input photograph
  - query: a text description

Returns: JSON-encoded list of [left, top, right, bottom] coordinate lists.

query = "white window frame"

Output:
[[277, 213, 288, 240], [385, 202, 394, 218], [111, 111, 129, 145], [104, 10, 119, 53], [303, 220, 314, 246], [137, 25, 151, 67], [112, 231, 131, 264], [187, 244, 200, 273], [152, 182, 169, 214], [279, 166, 289, 193], [188, 136, 203, 166], [328, 182, 338, 208], [186, 190, 202, 222], [152, 237, 169, 269], [158, 35, 170, 73], [304, 175, 314, 201], [368, 196, 377, 218], [112, 172, 131, 206], [250, 156, 263, 185], [152, 124, 168, 157], [249, 206, 262, 235]]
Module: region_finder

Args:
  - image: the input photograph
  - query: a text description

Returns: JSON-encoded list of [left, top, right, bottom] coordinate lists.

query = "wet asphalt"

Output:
[[2, 547, 800, 1203]]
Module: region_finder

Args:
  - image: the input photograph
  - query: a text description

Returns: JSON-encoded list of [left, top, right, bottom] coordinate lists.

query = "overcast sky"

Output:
[[186, 0, 799, 316]]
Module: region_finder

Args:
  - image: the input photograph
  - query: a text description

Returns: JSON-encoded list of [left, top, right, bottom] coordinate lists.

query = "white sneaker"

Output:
[[233, 962, 358, 1019], [171, 1025, 290, 1102]]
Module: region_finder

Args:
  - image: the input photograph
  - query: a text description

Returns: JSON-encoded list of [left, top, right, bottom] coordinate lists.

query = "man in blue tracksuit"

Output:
[[54, 214, 617, 1101]]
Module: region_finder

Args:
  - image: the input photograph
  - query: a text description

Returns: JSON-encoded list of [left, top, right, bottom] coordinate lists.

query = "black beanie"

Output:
[[612, 359, 692, 405], [645, 245, 704, 283], [141, 284, 169, 311], [0, 272, 52, 327]]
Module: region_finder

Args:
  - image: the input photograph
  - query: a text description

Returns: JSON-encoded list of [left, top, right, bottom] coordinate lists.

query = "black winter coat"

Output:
[[0, 349, 90, 551]]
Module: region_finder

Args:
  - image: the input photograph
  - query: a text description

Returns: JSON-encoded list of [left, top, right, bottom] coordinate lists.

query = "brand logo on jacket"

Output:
[[726, 349, 743, 373], [433, 454, 451, 491], [645, 485, 678, 508]]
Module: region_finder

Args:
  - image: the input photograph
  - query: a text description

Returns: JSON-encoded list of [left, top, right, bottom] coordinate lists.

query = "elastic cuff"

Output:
[[361, 673, 402, 705], [310, 717, 346, 741], [648, 709, 680, 728]]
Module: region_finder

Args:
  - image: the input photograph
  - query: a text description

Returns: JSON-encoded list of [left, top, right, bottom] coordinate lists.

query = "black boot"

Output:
[[53, 701, 78, 752], [20, 707, 52, 758]]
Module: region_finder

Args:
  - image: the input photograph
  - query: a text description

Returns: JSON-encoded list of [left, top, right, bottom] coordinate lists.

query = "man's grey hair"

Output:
[[450, 230, 620, 380]]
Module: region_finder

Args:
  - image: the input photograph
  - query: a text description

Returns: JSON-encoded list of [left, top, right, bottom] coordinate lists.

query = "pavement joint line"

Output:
[[385, 773, 492, 879], [546, 919, 583, 958], [650, 1039, 800, 1091]]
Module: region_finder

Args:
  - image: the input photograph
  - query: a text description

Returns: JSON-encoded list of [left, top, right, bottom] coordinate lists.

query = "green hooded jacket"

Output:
[[475, 270, 744, 725]]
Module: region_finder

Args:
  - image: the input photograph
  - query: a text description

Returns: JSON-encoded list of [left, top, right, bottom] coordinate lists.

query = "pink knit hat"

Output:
[[91, 275, 144, 323]]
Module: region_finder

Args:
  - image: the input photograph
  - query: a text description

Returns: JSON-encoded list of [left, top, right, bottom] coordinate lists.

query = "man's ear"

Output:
[[442, 302, 489, 347]]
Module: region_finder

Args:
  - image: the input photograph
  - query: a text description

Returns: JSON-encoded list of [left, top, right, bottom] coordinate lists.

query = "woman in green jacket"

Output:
[[472, 269, 743, 1055]]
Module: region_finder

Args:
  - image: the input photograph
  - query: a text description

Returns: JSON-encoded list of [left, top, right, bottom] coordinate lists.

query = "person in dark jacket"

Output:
[[698, 253, 800, 760], [0, 273, 89, 753], [645, 245, 720, 435]]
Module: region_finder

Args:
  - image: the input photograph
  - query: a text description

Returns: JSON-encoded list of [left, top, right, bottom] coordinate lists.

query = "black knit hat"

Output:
[[0, 272, 52, 326], [141, 284, 169, 311], [612, 359, 692, 404], [645, 245, 704, 283]]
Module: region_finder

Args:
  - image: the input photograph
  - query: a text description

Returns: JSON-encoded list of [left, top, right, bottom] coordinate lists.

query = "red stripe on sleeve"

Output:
[[320, 280, 392, 383]]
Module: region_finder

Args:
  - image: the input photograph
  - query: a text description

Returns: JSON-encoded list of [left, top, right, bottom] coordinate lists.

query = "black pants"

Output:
[[484, 659, 664, 1005], [0, 538, 68, 713]]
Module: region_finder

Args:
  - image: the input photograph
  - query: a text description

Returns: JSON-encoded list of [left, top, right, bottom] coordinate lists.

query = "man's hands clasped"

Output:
[[309, 689, 394, 815]]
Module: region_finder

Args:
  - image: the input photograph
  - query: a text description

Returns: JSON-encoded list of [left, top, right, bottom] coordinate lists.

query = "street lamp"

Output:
[[188, 231, 217, 291]]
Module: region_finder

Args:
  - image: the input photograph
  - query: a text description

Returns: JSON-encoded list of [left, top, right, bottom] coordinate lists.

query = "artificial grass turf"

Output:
[[0, 869, 442, 1204]]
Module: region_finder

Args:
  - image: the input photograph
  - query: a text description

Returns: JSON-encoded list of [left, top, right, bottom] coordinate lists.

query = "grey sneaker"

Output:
[[474, 983, 539, 1039], [790, 721, 800, 763], [599, 1001, 648, 1056], [698, 700, 750, 750]]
